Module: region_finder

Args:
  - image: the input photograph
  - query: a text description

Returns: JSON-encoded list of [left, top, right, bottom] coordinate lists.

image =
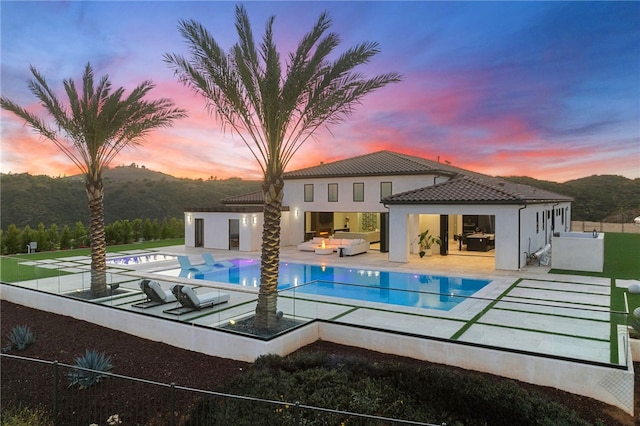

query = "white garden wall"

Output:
[[552, 231, 604, 272]]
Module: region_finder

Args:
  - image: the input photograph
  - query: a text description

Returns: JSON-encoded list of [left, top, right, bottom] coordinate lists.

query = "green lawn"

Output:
[[549, 232, 640, 280], [0, 238, 184, 283], [546, 232, 639, 311], [605, 234, 640, 362], [597, 233, 640, 312], [575, 232, 640, 364]]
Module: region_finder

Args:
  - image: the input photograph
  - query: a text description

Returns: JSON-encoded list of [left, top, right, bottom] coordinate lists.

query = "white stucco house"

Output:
[[184, 150, 573, 271]]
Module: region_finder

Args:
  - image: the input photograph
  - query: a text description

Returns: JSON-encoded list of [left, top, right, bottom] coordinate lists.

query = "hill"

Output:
[[1, 168, 638, 229], [97, 164, 181, 182], [502, 175, 640, 222], [0, 166, 261, 228]]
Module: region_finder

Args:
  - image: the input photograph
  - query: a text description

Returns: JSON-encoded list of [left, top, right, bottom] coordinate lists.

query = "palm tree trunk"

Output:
[[86, 180, 108, 297], [255, 173, 284, 330]]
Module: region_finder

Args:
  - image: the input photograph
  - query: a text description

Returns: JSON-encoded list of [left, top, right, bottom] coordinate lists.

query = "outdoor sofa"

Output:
[[334, 229, 380, 243], [297, 236, 369, 256]]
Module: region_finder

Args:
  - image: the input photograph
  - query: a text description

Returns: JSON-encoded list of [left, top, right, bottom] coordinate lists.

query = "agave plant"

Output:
[[3, 325, 36, 352], [67, 349, 113, 389]]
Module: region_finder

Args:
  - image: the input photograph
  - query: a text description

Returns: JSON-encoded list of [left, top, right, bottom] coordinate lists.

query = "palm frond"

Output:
[[2, 63, 187, 181], [165, 5, 401, 173]]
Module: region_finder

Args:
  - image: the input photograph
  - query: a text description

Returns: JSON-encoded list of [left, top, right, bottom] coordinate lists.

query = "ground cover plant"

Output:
[[0, 404, 53, 426], [186, 351, 599, 425]]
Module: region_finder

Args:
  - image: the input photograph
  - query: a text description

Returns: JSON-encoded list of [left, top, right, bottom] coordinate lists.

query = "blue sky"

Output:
[[1, 1, 638, 182]]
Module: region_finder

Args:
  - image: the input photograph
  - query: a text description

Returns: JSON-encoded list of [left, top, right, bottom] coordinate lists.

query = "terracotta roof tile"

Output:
[[283, 150, 465, 178], [221, 190, 263, 205], [222, 151, 572, 206], [382, 175, 572, 205]]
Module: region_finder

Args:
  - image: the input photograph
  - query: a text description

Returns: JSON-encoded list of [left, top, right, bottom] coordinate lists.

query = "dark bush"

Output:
[[186, 350, 594, 426]]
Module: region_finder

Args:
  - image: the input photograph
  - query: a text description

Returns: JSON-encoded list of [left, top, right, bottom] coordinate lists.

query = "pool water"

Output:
[[106, 254, 177, 265], [190, 259, 490, 311]]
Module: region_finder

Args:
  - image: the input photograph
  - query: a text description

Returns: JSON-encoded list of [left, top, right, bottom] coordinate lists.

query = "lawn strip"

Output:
[[491, 306, 610, 323], [450, 278, 523, 340], [473, 321, 610, 343], [520, 278, 610, 288], [280, 295, 468, 323], [330, 306, 360, 321], [609, 278, 625, 365], [503, 295, 607, 309], [516, 284, 609, 296]]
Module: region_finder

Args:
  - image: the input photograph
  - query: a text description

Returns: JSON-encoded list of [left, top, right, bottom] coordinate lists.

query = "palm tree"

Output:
[[165, 5, 401, 330], [1, 63, 187, 296]]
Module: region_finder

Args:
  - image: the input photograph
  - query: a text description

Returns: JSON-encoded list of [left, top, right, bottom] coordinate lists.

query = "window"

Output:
[[328, 183, 338, 202], [380, 181, 392, 199], [353, 182, 364, 202], [536, 212, 539, 233], [304, 184, 314, 202]]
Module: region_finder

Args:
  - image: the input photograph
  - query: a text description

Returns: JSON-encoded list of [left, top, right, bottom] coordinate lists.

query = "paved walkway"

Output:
[[10, 243, 621, 367]]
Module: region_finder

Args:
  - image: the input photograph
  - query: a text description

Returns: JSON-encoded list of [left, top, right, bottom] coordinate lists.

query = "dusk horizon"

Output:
[[9, 152, 637, 186], [2, 1, 638, 183]]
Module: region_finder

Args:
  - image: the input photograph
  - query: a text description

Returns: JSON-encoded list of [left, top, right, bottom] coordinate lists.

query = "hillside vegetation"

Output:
[[1, 165, 261, 229], [502, 175, 640, 222], [1, 166, 638, 229]]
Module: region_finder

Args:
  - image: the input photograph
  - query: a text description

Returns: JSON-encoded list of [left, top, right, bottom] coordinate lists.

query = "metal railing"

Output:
[[1, 353, 438, 426]]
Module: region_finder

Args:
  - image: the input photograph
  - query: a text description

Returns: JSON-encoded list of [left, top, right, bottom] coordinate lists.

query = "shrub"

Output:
[[0, 404, 53, 426], [3, 325, 36, 352], [186, 350, 594, 425], [67, 349, 113, 389], [253, 353, 283, 370]]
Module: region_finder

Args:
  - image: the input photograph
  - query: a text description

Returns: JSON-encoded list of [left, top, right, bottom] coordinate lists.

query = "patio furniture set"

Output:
[[297, 237, 370, 256]]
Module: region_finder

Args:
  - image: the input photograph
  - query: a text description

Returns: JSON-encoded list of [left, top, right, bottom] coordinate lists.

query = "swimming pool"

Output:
[[106, 254, 177, 265], [178, 259, 491, 311]]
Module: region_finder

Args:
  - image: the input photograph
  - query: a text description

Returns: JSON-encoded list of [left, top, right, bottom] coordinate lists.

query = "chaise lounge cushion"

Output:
[[140, 279, 176, 303], [172, 285, 230, 310]]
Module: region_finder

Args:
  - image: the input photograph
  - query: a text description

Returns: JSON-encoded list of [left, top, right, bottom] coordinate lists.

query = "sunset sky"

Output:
[[1, 1, 638, 183]]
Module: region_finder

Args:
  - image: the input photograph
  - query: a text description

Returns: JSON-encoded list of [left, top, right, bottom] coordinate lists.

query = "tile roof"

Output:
[[221, 190, 263, 205], [221, 150, 572, 206], [283, 150, 466, 178], [382, 175, 573, 205]]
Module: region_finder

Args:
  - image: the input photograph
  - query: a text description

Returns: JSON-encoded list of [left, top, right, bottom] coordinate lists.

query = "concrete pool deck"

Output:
[[1, 244, 635, 415]]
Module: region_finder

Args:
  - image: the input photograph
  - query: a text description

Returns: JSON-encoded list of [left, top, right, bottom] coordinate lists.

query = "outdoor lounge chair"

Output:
[[163, 285, 230, 314], [201, 252, 234, 268], [132, 279, 177, 308], [177, 255, 209, 272]]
